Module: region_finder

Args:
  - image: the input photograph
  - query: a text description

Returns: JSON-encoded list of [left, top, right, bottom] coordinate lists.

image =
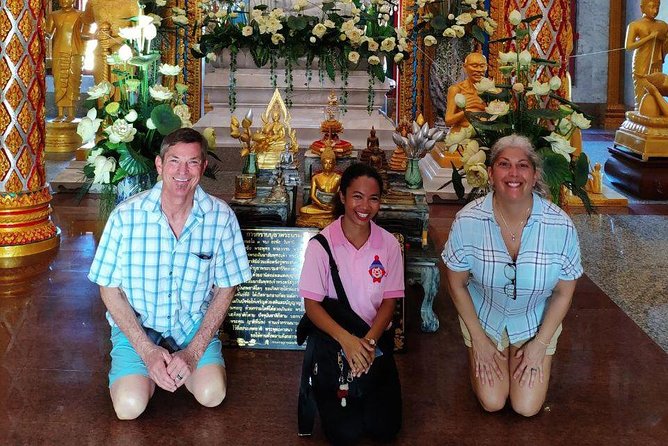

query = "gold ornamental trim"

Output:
[[0, 207, 51, 225], [0, 220, 57, 245], [0, 228, 60, 263], [0, 187, 53, 210]]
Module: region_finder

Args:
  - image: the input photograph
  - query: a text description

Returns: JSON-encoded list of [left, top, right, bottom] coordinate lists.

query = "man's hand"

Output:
[[143, 345, 177, 392], [168, 347, 200, 388]]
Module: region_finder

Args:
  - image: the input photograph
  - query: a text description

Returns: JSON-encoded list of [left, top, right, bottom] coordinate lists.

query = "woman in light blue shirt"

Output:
[[443, 134, 583, 416]]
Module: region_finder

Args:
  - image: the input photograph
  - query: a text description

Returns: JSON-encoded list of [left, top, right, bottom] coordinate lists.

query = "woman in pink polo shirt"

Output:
[[298, 163, 404, 445]]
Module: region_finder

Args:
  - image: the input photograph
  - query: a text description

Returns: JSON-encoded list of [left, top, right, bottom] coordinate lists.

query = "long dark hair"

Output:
[[333, 163, 384, 217]]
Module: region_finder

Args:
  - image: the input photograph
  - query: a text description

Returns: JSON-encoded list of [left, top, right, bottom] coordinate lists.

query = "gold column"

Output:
[[0, 0, 60, 263]]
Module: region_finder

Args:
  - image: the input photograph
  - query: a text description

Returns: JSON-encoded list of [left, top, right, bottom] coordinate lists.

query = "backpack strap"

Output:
[[312, 233, 352, 311]]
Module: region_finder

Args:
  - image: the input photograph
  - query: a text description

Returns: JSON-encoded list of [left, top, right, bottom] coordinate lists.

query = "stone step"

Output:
[[203, 68, 391, 109]]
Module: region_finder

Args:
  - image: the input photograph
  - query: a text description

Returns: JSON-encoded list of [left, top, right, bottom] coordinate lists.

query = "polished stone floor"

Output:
[[2, 132, 667, 444]]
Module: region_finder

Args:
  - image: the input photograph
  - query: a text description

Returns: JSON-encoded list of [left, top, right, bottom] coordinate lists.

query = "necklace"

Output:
[[495, 200, 531, 242]]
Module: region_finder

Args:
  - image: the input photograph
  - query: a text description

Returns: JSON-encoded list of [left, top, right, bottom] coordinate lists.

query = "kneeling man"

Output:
[[89, 128, 251, 419]]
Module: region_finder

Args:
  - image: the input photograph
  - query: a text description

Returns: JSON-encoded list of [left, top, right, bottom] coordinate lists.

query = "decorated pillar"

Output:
[[0, 0, 60, 262], [489, 0, 573, 99]]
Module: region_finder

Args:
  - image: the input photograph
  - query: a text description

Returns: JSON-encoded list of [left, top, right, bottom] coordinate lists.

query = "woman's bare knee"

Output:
[[477, 392, 507, 412], [511, 398, 544, 417]]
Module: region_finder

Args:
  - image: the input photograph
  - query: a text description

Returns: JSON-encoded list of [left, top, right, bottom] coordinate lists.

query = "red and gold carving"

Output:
[[489, 0, 573, 99], [398, 0, 417, 123], [1, 0, 58, 260]]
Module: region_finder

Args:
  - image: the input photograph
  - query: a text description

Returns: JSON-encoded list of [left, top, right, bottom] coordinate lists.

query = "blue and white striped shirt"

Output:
[[442, 192, 583, 344], [88, 182, 252, 345]]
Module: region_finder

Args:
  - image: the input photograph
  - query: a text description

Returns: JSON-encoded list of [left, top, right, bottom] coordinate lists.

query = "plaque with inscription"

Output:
[[221, 227, 318, 350]]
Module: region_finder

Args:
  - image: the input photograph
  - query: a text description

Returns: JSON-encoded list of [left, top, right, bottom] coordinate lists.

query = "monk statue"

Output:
[[46, 0, 85, 122], [296, 145, 341, 229], [586, 163, 603, 194], [625, 0, 668, 111], [82, 0, 140, 86], [264, 171, 289, 203], [444, 52, 488, 132]]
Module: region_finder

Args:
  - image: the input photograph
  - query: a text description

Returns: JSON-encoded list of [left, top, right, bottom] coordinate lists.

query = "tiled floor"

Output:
[[1, 180, 667, 444]]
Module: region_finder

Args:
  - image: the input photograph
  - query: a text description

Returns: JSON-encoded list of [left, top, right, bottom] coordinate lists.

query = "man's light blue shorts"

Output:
[[108, 324, 225, 387]]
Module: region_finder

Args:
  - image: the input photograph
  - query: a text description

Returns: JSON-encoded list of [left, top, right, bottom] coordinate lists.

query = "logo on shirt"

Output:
[[368, 255, 387, 283]]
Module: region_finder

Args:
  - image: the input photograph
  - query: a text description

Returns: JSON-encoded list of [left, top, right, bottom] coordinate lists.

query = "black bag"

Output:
[[296, 234, 393, 436]]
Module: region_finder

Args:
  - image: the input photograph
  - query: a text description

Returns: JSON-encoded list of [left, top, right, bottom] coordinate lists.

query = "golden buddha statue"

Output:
[[296, 145, 341, 229], [586, 163, 603, 195], [615, 0, 668, 159], [252, 89, 298, 170], [82, 0, 140, 86], [46, 0, 85, 122], [310, 91, 353, 158], [389, 119, 410, 172]]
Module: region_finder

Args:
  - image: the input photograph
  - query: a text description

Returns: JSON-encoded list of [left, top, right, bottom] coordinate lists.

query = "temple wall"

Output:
[[571, 0, 610, 104]]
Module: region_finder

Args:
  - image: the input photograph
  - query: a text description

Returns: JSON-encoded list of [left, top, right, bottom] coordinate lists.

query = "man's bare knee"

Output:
[[194, 382, 226, 408], [112, 392, 149, 420]]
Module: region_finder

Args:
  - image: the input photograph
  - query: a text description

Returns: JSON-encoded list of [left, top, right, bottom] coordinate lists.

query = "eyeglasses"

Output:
[[504, 262, 517, 300]]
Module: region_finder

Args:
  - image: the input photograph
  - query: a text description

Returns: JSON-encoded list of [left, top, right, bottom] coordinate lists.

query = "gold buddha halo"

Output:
[[0, 0, 60, 263]]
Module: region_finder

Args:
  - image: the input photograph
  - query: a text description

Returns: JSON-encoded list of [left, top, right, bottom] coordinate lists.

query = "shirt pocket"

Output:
[[182, 252, 213, 295]]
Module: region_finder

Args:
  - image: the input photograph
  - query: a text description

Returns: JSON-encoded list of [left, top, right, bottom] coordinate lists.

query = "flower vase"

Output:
[[115, 173, 157, 205], [405, 158, 423, 189], [243, 152, 258, 175]]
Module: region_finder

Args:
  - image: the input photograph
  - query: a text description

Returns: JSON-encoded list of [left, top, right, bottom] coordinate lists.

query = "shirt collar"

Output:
[[139, 181, 212, 219], [329, 216, 383, 249], [482, 191, 545, 226]]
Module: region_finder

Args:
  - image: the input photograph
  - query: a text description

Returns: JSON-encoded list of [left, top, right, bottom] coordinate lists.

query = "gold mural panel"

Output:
[[29, 34, 41, 66], [6, 35, 25, 66], [18, 9, 33, 39], [17, 104, 33, 135], [4, 171, 23, 193], [0, 59, 10, 86], [6, 82, 23, 110], [28, 79, 40, 109], [0, 104, 10, 130], [0, 10, 10, 41], [16, 148, 32, 179], [28, 126, 40, 152], [29, 0, 40, 15], [27, 167, 41, 191], [0, 150, 9, 181], [5, 129, 22, 156], [6, 1, 23, 18], [18, 56, 33, 86]]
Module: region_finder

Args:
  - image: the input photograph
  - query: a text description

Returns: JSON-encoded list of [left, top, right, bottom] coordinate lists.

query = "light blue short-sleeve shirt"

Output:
[[442, 192, 583, 344], [88, 182, 252, 345]]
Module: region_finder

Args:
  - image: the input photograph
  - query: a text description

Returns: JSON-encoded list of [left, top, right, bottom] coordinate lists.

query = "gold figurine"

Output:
[[310, 91, 353, 157], [251, 89, 298, 170], [296, 144, 341, 229]]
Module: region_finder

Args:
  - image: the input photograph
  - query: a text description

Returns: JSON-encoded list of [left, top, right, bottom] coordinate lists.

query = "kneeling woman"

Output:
[[443, 134, 582, 416], [298, 164, 403, 444]]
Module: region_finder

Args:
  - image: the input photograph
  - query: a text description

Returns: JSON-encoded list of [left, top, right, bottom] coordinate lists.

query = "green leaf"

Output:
[[322, 2, 335, 12], [325, 58, 336, 81], [287, 15, 308, 31], [451, 163, 465, 199], [471, 25, 485, 43], [489, 36, 515, 44], [250, 46, 269, 67], [574, 153, 590, 188], [372, 64, 385, 82], [111, 166, 129, 183], [150, 104, 182, 136], [525, 109, 562, 120], [515, 28, 530, 38], [522, 14, 543, 24], [430, 15, 448, 31], [540, 150, 571, 201], [116, 144, 152, 176], [533, 57, 560, 67]]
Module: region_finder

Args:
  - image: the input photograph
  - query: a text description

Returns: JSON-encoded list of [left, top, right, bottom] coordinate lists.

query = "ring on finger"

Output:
[[176, 373, 183, 380]]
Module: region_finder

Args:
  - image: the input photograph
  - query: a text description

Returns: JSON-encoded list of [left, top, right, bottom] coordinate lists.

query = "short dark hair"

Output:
[[159, 128, 208, 160], [333, 163, 384, 217]]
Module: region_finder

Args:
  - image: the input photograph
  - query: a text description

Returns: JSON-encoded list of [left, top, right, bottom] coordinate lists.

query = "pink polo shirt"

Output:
[[298, 217, 404, 327]]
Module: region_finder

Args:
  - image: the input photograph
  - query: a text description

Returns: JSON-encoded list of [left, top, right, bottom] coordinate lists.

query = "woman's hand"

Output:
[[471, 336, 506, 387], [513, 339, 547, 388], [340, 333, 375, 377]]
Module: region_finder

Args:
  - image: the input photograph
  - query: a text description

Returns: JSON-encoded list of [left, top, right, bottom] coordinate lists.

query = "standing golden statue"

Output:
[[615, 0, 668, 158], [46, 0, 85, 122], [252, 89, 298, 170], [82, 0, 140, 86], [296, 144, 341, 229]]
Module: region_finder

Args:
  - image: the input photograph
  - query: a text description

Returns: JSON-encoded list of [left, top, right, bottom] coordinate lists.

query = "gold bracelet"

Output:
[[534, 336, 549, 347]]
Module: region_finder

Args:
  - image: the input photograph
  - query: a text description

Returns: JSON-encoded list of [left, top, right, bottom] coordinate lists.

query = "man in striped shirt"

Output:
[[89, 128, 251, 419]]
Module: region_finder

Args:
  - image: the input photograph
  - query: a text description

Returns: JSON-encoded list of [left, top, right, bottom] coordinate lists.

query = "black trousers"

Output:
[[313, 353, 402, 446]]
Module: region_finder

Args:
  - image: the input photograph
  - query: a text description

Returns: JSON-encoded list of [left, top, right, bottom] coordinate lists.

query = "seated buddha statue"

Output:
[[359, 128, 388, 170], [296, 145, 341, 229], [310, 91, 353, 158], [253, 92, 299, 170]]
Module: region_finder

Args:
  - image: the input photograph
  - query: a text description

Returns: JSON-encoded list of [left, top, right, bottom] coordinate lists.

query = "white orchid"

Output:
[[474, 77, 496, 94], [92, 156, 117, 184], [509, 9, 522, 26], [518, 50, 532, 66], [570, 111, 591, 130], [549, 76, 562, 91], [118, 44, 133, 62], [77, 108, 103, 144], [454, 93, 467, 108], [485, 100, 510, 117], [125, 109, 138, 123], [528, 80, 550, 96], [499, 50, 517, 65]]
